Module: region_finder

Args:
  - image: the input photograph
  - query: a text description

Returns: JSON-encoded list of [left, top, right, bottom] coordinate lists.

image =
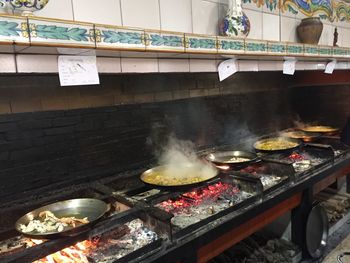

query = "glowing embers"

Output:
[[285, 152, 324, 173], [29, 239, 93, 263], [240, 164, 284, 190], [156, 182, 251, 229], [29, 219, 158, 263]]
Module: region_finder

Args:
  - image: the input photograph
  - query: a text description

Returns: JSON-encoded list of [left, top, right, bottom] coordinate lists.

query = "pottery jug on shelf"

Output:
[[220, 0, 250, 37], [297, 17, 323, 45], [0, 0, 50, 16]]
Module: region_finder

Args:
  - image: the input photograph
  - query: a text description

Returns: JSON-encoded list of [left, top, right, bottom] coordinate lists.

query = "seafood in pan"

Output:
[[19, 211, 89, 234]]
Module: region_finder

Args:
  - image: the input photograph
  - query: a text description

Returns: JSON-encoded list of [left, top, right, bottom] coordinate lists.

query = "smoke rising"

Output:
[[157, 135, 217, 180]]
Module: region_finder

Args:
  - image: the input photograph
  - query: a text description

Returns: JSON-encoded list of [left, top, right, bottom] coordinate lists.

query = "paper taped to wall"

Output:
[[58, 56, 100, 86], [218, 58, 238, 81]]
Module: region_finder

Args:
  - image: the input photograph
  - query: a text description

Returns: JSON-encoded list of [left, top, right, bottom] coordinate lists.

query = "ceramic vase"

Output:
[[0, 0, 49, 16], [297, 17, 323, 45], [220, 0, 250, 38]]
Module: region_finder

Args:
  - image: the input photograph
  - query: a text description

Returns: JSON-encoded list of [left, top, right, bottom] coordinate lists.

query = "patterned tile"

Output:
[[318, 46, 333, 57], [345, 48, 350, 58], [27, 17, 95, 47], [333, 47, 347, 58], [145, 30, 184, 52], [267, 42, 287, 55], [304, 44, 319, 56], [0, 15, 29, 45], [95, 25, 145, 51], [286, 43, 304, 55], [217, 37, 245, 54], [185, 34, 217, 53], [245, 39, 268, 54]]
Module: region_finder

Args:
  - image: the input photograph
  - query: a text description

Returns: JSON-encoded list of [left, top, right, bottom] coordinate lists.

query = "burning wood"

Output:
[[28, 239, 93, 263], [22, 219, 158, 263]]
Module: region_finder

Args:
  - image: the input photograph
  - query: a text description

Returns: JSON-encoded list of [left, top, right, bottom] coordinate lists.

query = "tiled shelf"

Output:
[[1, 14, 350, 61]]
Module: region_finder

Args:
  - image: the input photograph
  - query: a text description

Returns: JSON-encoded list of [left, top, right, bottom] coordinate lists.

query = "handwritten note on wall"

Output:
[[58, 56, 100, 86]]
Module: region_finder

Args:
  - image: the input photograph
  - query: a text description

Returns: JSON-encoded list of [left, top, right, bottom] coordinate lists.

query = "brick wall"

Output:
[[0, 71, 297, 201], [291, 85, 350, 127], [0, 72, 290, 114]]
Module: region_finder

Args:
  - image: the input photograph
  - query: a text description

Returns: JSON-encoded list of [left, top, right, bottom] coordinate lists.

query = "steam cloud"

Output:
[[157, 135, 217, 180]]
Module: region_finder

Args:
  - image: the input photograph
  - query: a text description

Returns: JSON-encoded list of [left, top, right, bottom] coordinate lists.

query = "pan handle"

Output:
[[337, 252, 350, 263]]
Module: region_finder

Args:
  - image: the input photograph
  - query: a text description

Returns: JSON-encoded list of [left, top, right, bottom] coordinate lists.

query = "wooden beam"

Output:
[[197, 193, 302, 263]]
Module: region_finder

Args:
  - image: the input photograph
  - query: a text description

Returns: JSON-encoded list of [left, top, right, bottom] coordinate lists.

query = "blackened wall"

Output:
[[291, 85, 350, 128], [0, 72, 296, 201]]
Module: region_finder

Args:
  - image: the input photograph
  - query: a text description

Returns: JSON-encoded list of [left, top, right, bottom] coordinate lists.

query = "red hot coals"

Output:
[[156, 182, 251, 229]]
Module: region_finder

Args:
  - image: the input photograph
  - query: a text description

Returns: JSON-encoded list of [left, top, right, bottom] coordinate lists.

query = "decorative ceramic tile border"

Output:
[[27, 17, 95, 47], [304, 44, 319, 56], [0, 15, 29, 45], [184, 34, 217, 53], [267, 42, 287, 55], [286, 43, 304, 56], [145, 30, 184, 52], [318, 46, 333, 57], [333, 47, 347, 58], [95, 24, 145, 51], [245, 40, 268, 54], [1, 14, 350, 62], [344, 48, 350, 59], [217, 37, 245, 54]]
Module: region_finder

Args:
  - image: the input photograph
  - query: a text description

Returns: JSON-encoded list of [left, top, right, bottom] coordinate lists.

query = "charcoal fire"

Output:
[[1, 219, 158, 263], [286, 152, 325, 173], [156, 182, 252, 229], [240, 164, 284, 190]]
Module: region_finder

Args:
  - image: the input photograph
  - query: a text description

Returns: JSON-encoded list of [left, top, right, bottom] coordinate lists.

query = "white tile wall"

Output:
[[245, 9, 263, 39], [97, 57, 121, 73], [319, 23, 334, 46], [263, 13, 280, 41], [72, 0, 122, 25], [0, 54, 16, 73], [16, 55, 58, 73], [121, 58, 159, 73], [36, 0, 74, 20], [159, 59, 190, 72], [160, 0, 192, 33], [192, 0, 219, 35], [281, 16, 298, 42], [121, 0, 160, 30], [189, 59, 217, 72], [342, 28, 350, 47]]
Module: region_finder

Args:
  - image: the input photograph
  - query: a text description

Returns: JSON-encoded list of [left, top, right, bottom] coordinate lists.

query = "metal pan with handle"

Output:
[[300, 125, 339, 135], [15, 198, 109, 239], [205, 150, 259, 170], [253, 137, 302, 154], [140, 164, 219, 188]]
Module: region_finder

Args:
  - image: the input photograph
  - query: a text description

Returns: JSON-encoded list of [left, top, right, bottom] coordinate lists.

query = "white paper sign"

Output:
[[58, 56, 100, 86], [283, 59, 296, 75], [218, 59, 238, 81], [325, 60, 337, 74]]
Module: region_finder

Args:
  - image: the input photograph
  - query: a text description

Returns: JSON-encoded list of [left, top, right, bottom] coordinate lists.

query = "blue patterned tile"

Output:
[[185, 34, 217, 53], [145, 31, 184, 52], [217, 37, 245, 54]]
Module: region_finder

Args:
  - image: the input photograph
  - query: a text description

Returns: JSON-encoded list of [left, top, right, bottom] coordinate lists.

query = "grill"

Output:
[[0, 135, 350, 263]]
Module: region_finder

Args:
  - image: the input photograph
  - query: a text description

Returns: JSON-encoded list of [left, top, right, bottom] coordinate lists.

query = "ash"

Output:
[[88, 219, 158, 263], [209, 237, 299, 263], [292, 157, 325, 173], [259, 175, 283, 190], [169, 191, 252, 229], [0, 236, 28, 256]]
